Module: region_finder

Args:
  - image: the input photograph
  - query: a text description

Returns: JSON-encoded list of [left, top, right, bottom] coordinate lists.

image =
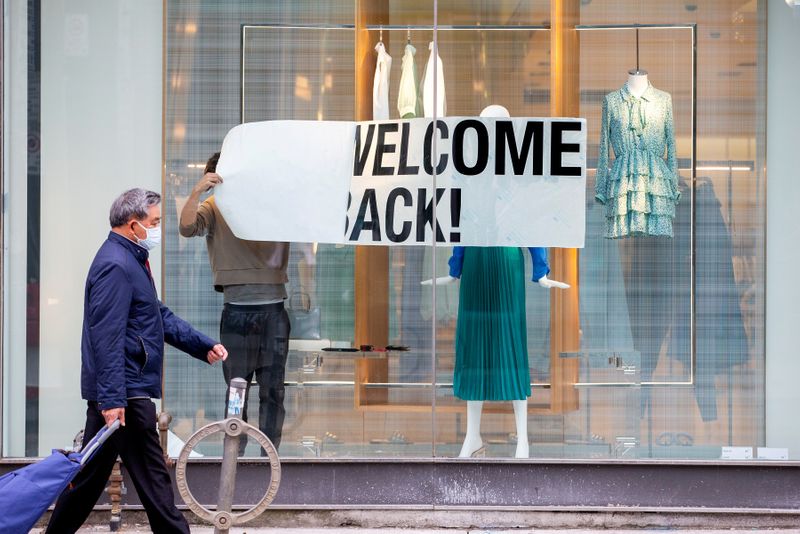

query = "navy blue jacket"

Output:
[[81, 232, 217, 409]]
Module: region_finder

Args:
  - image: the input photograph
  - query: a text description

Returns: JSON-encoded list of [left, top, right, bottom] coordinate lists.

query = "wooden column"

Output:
[[549, 0, 581, 413], [354, 0, 390, 407]]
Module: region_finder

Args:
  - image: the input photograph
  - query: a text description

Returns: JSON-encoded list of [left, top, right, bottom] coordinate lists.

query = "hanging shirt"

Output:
[[372, 42, 392, 120], [422, 41, 446, 118], [397, 43, 420, 119], [420, 42, 452, 319]]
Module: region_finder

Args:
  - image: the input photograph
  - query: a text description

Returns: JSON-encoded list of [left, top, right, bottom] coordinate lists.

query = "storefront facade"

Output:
[[2, 0, 800, 518]]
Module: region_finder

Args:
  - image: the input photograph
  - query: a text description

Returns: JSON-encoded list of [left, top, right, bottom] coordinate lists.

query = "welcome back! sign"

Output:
[[215, 117, 586, 248]]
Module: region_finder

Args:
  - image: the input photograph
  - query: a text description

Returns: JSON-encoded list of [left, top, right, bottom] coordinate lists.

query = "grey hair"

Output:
[[109, 188, 161, 227]]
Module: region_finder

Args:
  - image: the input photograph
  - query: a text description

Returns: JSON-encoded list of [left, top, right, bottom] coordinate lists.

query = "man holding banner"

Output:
[[207, 106, 586, 458], [179, 153, 291, 454]]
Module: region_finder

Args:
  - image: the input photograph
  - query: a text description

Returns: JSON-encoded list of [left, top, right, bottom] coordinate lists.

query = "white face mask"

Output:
[[135, 221, 162, 250]]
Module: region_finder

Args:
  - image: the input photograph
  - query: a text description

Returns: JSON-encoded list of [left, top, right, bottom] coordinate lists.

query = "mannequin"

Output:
[[626, 70, 649, 99], [595, 69, 680, 238], [422, 105, 569, 459]]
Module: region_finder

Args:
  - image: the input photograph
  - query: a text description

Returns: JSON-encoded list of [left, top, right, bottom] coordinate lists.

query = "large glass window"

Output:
[[3, 0, 164, 457], [164, 0, 766, 460], [2, 0, 768, 462]]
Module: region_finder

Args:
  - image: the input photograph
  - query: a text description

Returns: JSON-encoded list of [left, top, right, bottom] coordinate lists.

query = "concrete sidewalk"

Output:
[[31, 529, 800, 533], [30, 508, 800, 532]]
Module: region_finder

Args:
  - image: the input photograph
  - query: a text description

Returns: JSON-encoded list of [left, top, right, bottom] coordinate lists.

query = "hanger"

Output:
[[628, 27, 648, 76], [407, 27, 411, 44], [379, 25, 383, 43]]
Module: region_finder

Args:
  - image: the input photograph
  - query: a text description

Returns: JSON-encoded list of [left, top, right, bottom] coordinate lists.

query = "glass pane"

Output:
[[578, 1, 765, 460], [346, 4, 440, 458], [2, 0, 164, 457], [1, 0, 766, 466], [388, 0, 550, 27], [425, 4, 555, 459], [580, 27, 693, 459], [164, 1, 438, 458], [164, 2, 359, 458], [242, 27, 355, 123]]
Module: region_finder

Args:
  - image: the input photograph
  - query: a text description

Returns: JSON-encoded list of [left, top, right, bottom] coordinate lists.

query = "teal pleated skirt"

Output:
[[453, 247, 531, 401]]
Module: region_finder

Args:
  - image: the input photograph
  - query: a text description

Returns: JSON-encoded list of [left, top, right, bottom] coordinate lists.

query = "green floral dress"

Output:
[[595, 83, 681, 238]]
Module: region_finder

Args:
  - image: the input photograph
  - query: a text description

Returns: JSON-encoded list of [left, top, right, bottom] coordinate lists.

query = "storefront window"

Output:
[[3, 0, 164, 457], [162, 0, 766, 460], [2, 0, 768, 462]]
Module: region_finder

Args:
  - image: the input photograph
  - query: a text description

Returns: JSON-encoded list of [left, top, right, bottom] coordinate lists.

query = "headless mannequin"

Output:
[[626, 71, 649, 98], [422, 105, 569, 458]]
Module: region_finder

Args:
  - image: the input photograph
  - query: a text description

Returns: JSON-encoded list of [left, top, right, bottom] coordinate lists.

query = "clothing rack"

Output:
[[364, 24, 549, 31]]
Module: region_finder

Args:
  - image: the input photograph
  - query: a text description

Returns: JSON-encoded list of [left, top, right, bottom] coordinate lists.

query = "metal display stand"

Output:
[[575, 22, 698, 386], [175, 378, 281, 533]]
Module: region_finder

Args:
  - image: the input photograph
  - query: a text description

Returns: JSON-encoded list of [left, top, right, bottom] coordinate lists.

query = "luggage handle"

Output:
[[79, 419, 121, 466]]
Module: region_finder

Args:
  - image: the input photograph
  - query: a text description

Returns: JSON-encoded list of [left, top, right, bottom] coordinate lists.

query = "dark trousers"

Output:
[[221, 302, 290, 449], [45, 400, 189, 534]]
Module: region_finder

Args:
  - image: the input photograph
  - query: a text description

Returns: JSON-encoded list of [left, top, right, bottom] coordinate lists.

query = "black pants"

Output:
[[221, 302, 290, 449], [45, 400, 189, 534]]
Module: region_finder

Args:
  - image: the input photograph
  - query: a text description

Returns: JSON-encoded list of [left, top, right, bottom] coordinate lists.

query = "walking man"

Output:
[[46, 188, 228, 534]]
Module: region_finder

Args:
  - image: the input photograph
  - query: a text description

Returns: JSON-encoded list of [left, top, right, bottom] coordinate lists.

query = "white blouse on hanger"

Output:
[[420, 42, 454, 321], [372, 41, 392, 120], [422, 41, 446, 118], [397, 43, 419, 118]]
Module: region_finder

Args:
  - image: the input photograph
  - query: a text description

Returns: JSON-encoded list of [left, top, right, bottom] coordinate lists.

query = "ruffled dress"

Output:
[[595, 83, 680, 238]]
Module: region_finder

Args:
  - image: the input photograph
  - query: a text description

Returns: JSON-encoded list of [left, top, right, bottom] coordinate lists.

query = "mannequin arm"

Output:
[[421, 275, 567, 289], [425, 248, 568, 288], [418, 247, 465, 285], [420, 275, 457, 286], [537, 274, 570, 289]]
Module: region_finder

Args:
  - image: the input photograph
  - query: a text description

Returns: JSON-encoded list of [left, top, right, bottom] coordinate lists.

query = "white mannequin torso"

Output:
[[626, 72, 649, 98]]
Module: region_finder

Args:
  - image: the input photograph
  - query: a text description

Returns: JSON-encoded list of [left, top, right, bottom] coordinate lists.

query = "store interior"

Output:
[[162, 0, 764, 460]]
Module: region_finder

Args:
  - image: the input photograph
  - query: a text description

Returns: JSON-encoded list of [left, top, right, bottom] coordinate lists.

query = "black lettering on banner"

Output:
[[349, 189, 382, 241], [344, 192, 352, 235], [397, 122, 420, 175], [386, 188, 413, 242], [550, 121, 582, 177], [452, 119, 489, 176], [449, 188, 462, 243], [496, 120, 544, 175], [423, 120, 449, 175], [416, 188, 446, 243], [373, 123, 398, 176], [353, 124, 375, 176]]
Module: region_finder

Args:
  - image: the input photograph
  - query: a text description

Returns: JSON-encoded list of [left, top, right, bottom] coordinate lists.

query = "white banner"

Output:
[[215, 117, 586, 248]]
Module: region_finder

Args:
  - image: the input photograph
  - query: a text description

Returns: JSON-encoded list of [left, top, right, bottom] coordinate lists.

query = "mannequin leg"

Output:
[[458, 401, 485, 457], [512, 399, 530, 459]]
